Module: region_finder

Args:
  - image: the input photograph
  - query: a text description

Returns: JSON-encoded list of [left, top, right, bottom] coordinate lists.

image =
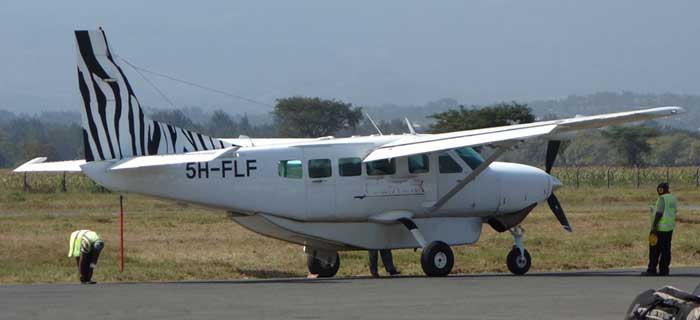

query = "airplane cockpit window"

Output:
[[308, 159, 332, 178], [438, 153, 462, 173], [366, 159, 396, 176], [278, 160, 303, 179], [339, 157, 362, 176], [454, 147, 484, 170], [408, 154, 429, 174]]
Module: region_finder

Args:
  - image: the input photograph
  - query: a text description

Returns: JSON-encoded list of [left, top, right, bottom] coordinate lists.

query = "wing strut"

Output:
[[426, 142, 516, 214]]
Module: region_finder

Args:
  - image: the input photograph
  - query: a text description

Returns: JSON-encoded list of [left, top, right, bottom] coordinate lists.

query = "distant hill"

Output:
[[2, 92, 697, 131], [362, 92, 697, 131], [527, 92, 697, 131]]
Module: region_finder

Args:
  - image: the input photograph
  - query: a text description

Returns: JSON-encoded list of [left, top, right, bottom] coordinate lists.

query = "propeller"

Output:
[[544, 140, 573, 232], [545, 140, 560, 174], [547, 193, 572, 232]]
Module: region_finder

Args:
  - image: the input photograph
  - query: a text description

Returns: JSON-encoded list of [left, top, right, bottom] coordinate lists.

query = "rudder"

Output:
[[75, 28, 233, 162]]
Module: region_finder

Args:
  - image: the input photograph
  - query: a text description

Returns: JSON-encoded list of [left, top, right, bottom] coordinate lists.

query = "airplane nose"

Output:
[[549, 175, 563, 191]]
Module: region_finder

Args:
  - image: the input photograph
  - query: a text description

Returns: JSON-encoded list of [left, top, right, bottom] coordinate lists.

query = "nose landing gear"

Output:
[[506, 225, 531, 275]]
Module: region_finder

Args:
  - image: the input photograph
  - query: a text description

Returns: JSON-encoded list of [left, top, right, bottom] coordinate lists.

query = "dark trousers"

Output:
[[368, 249, 396, 275], [75, 247, 103, 282], [648, 231, 673, 274]]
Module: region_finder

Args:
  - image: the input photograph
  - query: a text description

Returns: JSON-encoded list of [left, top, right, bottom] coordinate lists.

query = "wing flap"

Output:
[[13, 157, 86, 172]]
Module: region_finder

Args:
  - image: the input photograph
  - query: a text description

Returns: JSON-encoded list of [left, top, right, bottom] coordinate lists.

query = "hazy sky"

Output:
[[1, 1, 699, 114]]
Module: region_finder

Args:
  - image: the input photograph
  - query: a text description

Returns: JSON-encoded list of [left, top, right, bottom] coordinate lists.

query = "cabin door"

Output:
[[303, 147, 337, 219]]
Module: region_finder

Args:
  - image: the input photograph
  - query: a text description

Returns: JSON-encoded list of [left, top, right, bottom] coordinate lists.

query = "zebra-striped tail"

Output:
[[75, 28, 234, 162]]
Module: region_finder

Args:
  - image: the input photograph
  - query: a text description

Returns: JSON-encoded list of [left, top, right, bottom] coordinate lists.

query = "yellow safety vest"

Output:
[[68, 230, 101, 257], [651, 194, 677, 232]]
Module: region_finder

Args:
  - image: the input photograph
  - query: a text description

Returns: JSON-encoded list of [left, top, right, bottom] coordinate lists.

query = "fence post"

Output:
[[636, 166, 640, 189], [23, 172, 28, 192], [696, 167, 699, 189], [666, 167, 670, 183], [607, 168, 611, 188], [60, 172, 67, 192], [575, 167, 580, 189]]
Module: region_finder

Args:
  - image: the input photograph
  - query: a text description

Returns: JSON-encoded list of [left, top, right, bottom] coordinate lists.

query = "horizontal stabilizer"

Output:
[[13, 157, 86, 172], [110, 146, 238, 170]]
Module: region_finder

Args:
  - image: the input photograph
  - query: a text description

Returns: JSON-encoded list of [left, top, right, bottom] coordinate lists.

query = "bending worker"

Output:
[[642, 183, 677, 276], [368, 249, 400, 277], [68, 229, 104, 284]]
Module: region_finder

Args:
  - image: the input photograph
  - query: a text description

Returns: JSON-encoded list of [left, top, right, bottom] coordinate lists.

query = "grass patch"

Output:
[[1, 172, 699, 283]]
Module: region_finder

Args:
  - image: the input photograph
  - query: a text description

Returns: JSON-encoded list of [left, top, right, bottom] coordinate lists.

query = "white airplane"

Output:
[[15, 29, 685, 277]]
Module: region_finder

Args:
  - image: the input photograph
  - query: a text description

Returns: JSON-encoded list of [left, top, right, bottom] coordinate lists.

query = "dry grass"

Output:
[[1, 170, 700, 283]]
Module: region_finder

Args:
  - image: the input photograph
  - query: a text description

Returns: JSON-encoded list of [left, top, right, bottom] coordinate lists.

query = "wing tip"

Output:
[[665, 106, 686, 114]]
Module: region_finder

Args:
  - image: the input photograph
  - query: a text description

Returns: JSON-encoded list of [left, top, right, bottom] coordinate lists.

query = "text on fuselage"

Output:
[[185, 160, 257, 179]]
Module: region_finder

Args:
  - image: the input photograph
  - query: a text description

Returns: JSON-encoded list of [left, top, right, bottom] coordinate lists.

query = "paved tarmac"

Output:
[[2, 268, 700, 320]]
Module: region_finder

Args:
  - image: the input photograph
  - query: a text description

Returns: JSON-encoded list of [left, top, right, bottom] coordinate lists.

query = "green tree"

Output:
[[238, 113, 252, 134], [429, 102, 535, 133], [150, 109, 199, 131], [677, 138, 700, 166], [207, 110, 238, 138], [602, 125, 658, 166], [559, 131, 618, 166], [272, 97, 363, 137], [645, 133, 692, 166]]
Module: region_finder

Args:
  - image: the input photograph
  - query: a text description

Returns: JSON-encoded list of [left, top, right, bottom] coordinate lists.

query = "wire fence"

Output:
[[2, 166, 699, 193], [0, 170, 106, 193], [551, 166, 700, 189]]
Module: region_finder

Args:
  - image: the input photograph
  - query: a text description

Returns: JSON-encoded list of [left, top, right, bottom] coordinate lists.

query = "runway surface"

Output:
[[3, 268, 700, 320]]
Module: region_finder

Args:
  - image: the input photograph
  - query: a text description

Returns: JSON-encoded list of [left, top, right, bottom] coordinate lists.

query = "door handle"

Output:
[[312, 180, 325, 183]]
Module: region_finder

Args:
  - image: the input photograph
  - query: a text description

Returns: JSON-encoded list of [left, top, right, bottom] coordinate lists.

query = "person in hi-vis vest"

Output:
[[68, 230, 104, 284], [642, 183, 678, 276]]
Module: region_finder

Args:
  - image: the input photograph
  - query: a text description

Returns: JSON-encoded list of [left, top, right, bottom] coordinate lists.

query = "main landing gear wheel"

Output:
[[420, 241, 454, 277], [506, 247, 531, 275], [307, 253, 340, 278]]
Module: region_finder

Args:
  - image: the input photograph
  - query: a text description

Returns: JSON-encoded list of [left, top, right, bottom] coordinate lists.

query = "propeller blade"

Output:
[[545, 140, 561, 174], [547, 193, 572, 232]]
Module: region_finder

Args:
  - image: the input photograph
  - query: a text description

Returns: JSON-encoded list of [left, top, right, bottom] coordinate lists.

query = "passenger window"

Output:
[[438, 154, 461, 173], [408, 154, 429, 174], [278, 160, 303, 179], [308, 159, 332, 178], [339, 157, 362, 177], [366, 159, 396, 176]]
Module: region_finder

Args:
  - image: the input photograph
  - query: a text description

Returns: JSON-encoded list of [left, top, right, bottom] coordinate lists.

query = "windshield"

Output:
[[454, 147, 484, 170]]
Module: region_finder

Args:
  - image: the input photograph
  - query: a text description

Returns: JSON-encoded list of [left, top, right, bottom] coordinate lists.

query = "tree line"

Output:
[[0, 97, 698, 168]]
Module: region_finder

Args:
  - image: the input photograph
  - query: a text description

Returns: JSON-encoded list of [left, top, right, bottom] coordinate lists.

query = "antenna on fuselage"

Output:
[[405, 118, 417, 135], [364, 112, 383, 136]]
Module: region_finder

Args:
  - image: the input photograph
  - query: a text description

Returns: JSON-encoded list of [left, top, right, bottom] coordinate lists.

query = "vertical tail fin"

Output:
[[75, 28, 234, 162]]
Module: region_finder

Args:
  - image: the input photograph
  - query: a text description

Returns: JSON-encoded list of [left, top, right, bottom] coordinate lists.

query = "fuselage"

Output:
[[82, 135, 560, 222]]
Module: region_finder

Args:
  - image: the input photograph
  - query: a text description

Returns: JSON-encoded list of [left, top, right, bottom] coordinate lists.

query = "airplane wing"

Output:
[[363, 106, 684, 162], [13, 157, 86, 172]]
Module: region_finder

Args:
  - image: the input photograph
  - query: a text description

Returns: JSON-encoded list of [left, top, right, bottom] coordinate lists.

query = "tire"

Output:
[[506, 247, 531, 275], [420, 241, 454, 277], [307, 253, 340, 278]]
